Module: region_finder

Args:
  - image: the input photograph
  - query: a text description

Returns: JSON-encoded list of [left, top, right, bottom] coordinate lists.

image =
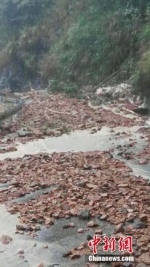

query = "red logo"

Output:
[[118, 236, 133, 253], [103, 236, 116, 252], [88, 235, 133, 254], [88, 235, 102, 254]]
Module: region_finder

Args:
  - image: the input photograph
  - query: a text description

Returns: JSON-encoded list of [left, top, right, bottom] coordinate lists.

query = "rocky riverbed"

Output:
[[0, 85, 150, 267]]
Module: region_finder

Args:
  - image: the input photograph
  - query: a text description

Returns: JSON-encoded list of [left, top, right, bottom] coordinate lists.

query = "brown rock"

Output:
[[52, 213, 60, 219], [139, 214, 148, 222], [139, 159, 148, 165], [86, 184, 97, 189], [124, 225, 134, 234], [118, 184, 128, 188], [8, 146, 17, 152], [45, 218, 54, 225], [141, 246, 149, 253], [63, 251, 72, 257], [43, 245, 48, 248], [139, 252, 150, 264], [77, 246, 84, 250], [7, 206, 19, 214], [90, 129, 97, 134], [100, 193, 108, 197], [63, 224, 70, 229], [70, 253, 81, 259], [68, 222, 75, 227], [95, 229, 103, 235], [100, 214, 109, 220], [87, 221, 99, 227], [78, 228, 84, 233], [16, 224, 26, 231], [0, 235, 12, 244], [81, 242, 87, 248], [115, 223, 124, 234], [17, 250, 24, 255], [65, 215, 70, 219], [126, 213, 135, 222], [137, 236, 149, 247]]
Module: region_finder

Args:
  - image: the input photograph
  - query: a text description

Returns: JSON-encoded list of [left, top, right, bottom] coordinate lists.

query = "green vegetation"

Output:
[[0, 0, 149, 96]]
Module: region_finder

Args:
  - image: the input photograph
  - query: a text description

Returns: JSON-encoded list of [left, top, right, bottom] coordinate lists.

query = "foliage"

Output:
[[50, 6, 140, 85], [132, 6, 150, 96], [0, 0, 149, 96], [48, 79, 78, 97]]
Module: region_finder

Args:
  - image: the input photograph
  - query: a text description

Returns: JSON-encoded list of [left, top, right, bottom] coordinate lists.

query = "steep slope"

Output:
[[0, 0, 149, 97]]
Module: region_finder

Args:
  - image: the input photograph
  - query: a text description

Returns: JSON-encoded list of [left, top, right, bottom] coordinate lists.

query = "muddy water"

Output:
[[0, 124, 149, 179], [0, 204, 115, 267], [37, 217, 115, 267], [0, 125, 146, 158], [11, 185, 58, 203], [0, 182, 11, 188]]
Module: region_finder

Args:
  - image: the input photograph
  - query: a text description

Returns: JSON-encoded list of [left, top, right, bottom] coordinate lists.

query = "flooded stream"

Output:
[[0, 124, 149, 180], [0, 114, 149, 266]]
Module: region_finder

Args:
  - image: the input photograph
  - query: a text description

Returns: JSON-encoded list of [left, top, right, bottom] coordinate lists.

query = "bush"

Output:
[[133, 51, 150, 96], [48, 79, 79, 97]]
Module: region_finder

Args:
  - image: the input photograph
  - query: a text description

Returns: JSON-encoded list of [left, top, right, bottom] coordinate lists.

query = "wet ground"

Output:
[[0, 89, 150, 267], [0, 123, 149, 267], [0, 124, 149, 180], [0, 204, 115, 267]]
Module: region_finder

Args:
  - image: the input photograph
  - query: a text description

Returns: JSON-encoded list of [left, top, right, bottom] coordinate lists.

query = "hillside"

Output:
[[0, 0, 149, 97]]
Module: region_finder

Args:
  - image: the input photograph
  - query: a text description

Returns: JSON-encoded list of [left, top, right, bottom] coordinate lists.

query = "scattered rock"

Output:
[[16, 224, 30, 231], [7, 206, 19, 214], [77, 180, 86, 187], [45, 128, 61, 136], [63, 222, 75, 228], [78, 228, 84, 233], [63, 251, 72, 257], [87, 221, 99, 227], [139, 252, 150, 264], [78, 210, 91, 220], [77, 246, 84, 250], [139, 159, 148, 165], [8, 146, 17, 152], [100, 214, 109, 220], [70, 253, 81, 259], [17, 250, 24, 255], [63, 224, 70, 229], [87, 235, 93, 241], [95, 229, 103, 235], [115, 223, 124, 233], [65, 215, 70, 219], [17, 128, 33, 137], [43, 245, 48, 248], [139, 214, 148, 222], [0, 235, 12, 244], [134, 218, 147, 229], [69, 222, 75, 227]]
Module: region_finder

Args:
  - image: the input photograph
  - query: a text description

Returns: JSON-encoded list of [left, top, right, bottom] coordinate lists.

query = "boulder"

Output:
[[18, 127, 33, 137]]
